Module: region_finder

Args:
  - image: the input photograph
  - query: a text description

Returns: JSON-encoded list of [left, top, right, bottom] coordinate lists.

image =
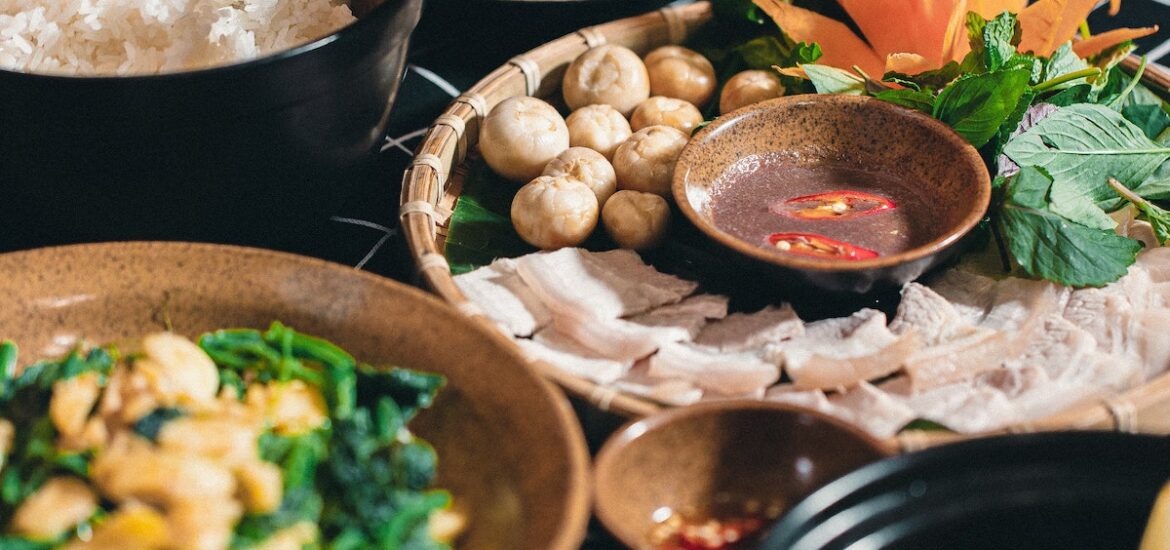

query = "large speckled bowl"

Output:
[[0, 242, 590, 550], [672, 94, 990, 293], [593, 401, 893, 549]]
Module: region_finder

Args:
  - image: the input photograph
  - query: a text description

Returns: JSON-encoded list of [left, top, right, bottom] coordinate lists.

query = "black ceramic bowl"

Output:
[[763, 432, 1170, 550], [0, 0, 421, 251]]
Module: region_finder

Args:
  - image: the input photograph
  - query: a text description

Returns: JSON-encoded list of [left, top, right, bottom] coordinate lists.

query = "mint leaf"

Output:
[[990, 88, 1036, 158], [1121, 103, 1170, 140], [982, 12, 1019, 71], [1002, 104, 1170, 207], [1046, 83, 1093, 106], [874, 88, 934, 114], [883, 61, 963, 92], [933, 69, 1031, 148], [803, 64, 865, 95], [1132, 160, 1170, 200], [1108, 177, 1170, 245], [1042, 43, 1092, 91], [999, 167, 1141, 287], [1048, 179, 1118, 230], [735, 35, 821, 70]]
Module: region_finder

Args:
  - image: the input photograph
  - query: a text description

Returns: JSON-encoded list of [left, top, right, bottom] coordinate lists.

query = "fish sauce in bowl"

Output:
[[709, 154, 936, 262], [672, 94, 990, 293]]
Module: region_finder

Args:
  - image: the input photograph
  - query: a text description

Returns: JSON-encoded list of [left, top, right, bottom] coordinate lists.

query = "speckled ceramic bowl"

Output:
[[672, 94, 990, 293], [593, 401, 893, 549], [0, 242, 590, 550]]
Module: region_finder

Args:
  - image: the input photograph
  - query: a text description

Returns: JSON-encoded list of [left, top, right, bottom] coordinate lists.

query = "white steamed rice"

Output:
[[0, 0, 356, 75]]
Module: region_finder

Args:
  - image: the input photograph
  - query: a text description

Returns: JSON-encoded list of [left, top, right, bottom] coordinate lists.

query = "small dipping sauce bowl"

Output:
[[593, 401, 892, 549], [672, 94, 990, 293]]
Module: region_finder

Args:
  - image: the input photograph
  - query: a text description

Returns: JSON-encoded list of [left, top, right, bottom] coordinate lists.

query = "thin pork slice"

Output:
[[694, 304, 804, 352], [628, 294, 729, 339], [648, 342, 780, 396], [903, 326, 1006, 391], [899, 382, 1019, 434], [972, 364, 1051, 398], [827, 382, 918, 439], [765, 385, 833, 411], [1009, 315, 1141, 391], [549, 312, 692, 362], [514, 338, 628, 384], [1136, 247, 1170, 282], [1132, 310, 1170, 380], [927, 269, 999, 325], [980, 278, 1070, 334], [889, 283, 969, 345], [453, 258, 551, 337], [1063, 288, 1133, 357], [612, 362, 704, 406], [1009, 381, 1105, 425], [768, 309, 920, 390], [515, 248, 697, 319]]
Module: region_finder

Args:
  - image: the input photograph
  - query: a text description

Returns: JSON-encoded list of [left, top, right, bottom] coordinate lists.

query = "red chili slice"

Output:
[[767, 232, 879, 261], [772, 190, 895, 220]]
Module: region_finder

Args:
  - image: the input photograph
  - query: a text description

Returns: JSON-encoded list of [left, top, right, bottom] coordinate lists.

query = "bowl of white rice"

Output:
[[0, 0, 421, 250]]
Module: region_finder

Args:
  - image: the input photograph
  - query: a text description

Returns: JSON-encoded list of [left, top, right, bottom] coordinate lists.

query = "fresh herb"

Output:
[[997, 167, 1142, 286], [802, 64, 866, 95], [1109, 177, 1170, 245], [1002, 104, 1170, 208], [898, 418, 954, 433], [933, 69, 1032, 148]]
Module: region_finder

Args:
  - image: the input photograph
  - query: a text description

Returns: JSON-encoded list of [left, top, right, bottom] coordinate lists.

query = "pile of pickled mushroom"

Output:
[[0, 323, 461, 550], [478, 43, 778, 253]]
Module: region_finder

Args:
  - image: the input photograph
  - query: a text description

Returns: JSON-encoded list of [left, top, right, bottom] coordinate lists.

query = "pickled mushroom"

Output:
[[644, 45, 717, 108], [602, 190, 671, 250], [562, 45, 650, 116], [629, 96, 704, 133], [612, 125, 689, 197], [719, 70, 785, 115], [543, 147, 618, 207], [481, 96, 570, 182], [566, 104, 632, 161], [511, 175, 600, 250]]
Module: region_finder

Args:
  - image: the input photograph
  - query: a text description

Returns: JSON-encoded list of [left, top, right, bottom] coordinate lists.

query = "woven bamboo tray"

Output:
[[400, 0, 1170, 451]]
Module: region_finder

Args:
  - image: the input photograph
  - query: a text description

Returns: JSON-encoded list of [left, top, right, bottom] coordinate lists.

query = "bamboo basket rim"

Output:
[[399, 0, 1170, 452]]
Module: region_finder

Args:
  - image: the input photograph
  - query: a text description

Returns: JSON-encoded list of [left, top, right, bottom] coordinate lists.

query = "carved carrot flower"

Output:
[[753, 0, 1158, 76]]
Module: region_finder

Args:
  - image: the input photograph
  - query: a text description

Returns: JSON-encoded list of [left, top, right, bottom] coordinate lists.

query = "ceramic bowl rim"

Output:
[[671, 94, 992, 273], [0, 0, 415, 82], [0, 240, 593, 550], [592, 399, 895, 549]]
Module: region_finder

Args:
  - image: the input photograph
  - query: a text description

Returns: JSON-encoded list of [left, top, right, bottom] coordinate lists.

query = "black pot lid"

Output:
[[764, 432, 1170, 550]]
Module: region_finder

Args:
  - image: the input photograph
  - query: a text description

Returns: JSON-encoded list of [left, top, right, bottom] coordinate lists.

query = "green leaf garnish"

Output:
[[998, 167, 1141, 286], [1003, 103, 1170, 209], [933, 69, 1032, 148]]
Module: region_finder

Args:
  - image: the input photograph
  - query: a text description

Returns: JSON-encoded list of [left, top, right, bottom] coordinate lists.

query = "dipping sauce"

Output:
[[650, 499, 784, 550], [709, 154, 934, 260]]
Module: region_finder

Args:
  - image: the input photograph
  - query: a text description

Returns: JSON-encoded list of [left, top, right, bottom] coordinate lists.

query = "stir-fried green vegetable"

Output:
[[0, 323, 452, 550]]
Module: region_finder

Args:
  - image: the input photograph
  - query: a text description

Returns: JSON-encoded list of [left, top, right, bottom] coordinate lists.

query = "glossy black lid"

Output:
[[764, 432, 1170, 550]]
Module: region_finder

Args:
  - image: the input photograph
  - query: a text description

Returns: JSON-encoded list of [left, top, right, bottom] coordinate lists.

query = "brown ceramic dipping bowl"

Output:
[[593, 401, 893, 549], [672, 94, 991, 293], [0, 242, 590, 550]]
